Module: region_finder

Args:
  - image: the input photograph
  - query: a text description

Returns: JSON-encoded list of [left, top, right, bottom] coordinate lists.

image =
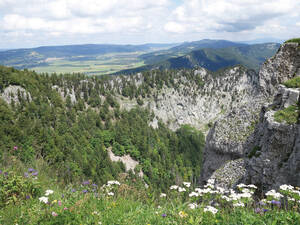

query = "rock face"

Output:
[[244, 85, 300, 189], [245, 87, 300, 189], [0, 85, 32, 104], [201, 42, 300, 187]]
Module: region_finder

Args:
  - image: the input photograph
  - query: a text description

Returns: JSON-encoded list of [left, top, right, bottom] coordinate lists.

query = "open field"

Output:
[[31, 52, 146, 75]]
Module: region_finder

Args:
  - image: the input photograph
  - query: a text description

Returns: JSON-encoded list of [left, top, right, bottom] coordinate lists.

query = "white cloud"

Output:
[[0, 0, 299, 48], [164, 22, 186, 33]]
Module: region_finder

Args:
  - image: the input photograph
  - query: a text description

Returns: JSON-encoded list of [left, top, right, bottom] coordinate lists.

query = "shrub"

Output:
[[274, 105, 298, 125], [285, 38, 300, 44], [0, 170, 42, 208], [283, 77, 300, 88]]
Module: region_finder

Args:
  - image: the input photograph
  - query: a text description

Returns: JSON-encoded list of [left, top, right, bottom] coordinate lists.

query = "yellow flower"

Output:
[[52, 200, 57, 204], [179, 211, 188, 218]]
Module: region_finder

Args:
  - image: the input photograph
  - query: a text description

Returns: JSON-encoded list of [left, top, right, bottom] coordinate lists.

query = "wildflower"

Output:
[[71, 188, 76, 192], [178, 187, 186, 192], [247, 184, 257, 189], [170, 185, 178, 190], [58, 200, 62, 206], [24, 172, 29, 178], [0, 169, 2, 174], [32, 171, 38, 176], [82, 180, 90, 185], [28, 168, 35, 172], [82, 189, 88, 194], [188, 203, 198, 209], [189, 192, 199, 197], [13, 146, 18, 150], [51, 212, 58, 217], [45, 190, 54, 196], [265, 190, 283, 199], [207, 178, 215, 184], [108, 192, 114, 196], [204, 206, 218, 214], [61, 194, 64, 198], [64, 207, 68, 210], [255, 208, 262, 213], [26, 195, 30, 199], [178, 211, 188, 218], [233, 202, 245, 207], [160, 193, 167, 198], [271, 200, 281, 206], [280, 184, 294, 191], [221, 195, 231, 202], [162, 213, 167, 217], [92, 183, 98, 188], [39, 196, 48, 204], [216, 187, 225, 194], [107, 180, 120, 185], [183, 182, 191, 188], [52, 200, 57, 204], [237, 183, 247, 188], [288, 197, 295, 202]]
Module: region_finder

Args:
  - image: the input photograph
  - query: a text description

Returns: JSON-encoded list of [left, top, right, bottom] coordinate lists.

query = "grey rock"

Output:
[[201, 42, 300, 188], [0, 85, 32, 104]]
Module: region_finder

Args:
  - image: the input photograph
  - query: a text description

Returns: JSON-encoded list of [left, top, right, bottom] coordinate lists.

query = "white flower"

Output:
[[265, 190, 283, 199], [204, 184, 214, 189], [216, 187, 225, 194], [280, 184, 294, 191], [204, 206, 218, 214], [183, 182, 191, 188], [39, 196, 49, 203], [45, 190, 54, 196], [288, 197, 295, 201], [247, 184, 257, 189], [188, 203, 198, 209], [189, 192, 199, 197], [233, 202, 245, 207], [207, 178, 215, 185], [237, 183, 247, 188], [170, 185, 179, 190], [178, 187, 186, 192], [160, 193, 167, 198], [221, 195, 231, 202], [107, 181, 120, 186], [107, 192, 114, 196]]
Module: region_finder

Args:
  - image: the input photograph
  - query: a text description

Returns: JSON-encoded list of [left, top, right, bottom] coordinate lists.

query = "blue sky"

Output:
[[0, 0, 299, 48]]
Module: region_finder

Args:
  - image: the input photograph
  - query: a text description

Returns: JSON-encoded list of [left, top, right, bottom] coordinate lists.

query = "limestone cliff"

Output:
[[244, 85, 300, 189], [201, 42, 300, 188]]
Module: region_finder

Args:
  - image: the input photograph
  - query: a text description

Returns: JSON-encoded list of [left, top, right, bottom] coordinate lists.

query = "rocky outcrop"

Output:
[[108, 149, 143, 178], [244, 85, 300, 189], [0, 85, 32, 104], [259, 42, 300, 96], [201, 42, 300, 187]]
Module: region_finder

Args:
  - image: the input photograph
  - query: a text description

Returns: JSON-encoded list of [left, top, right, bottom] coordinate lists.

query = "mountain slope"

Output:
[[117, 43, 280, 74]]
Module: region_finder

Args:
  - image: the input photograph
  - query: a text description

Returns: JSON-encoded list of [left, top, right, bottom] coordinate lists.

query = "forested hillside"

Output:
[[0, 66, 205, 191]]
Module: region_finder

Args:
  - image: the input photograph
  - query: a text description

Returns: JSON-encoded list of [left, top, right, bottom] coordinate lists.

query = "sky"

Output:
[[0, 0, 299, 48]]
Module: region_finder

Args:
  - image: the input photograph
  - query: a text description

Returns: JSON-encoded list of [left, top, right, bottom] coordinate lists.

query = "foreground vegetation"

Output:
[[1, 161, 300, 225]]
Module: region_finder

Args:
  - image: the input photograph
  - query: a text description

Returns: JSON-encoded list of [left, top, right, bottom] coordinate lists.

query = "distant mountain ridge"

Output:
[[0, 39, 280, 74], [116, 42, 280, 74]]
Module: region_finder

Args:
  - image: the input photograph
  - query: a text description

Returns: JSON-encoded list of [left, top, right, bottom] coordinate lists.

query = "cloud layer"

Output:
[[0, 0, 299, 48]]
